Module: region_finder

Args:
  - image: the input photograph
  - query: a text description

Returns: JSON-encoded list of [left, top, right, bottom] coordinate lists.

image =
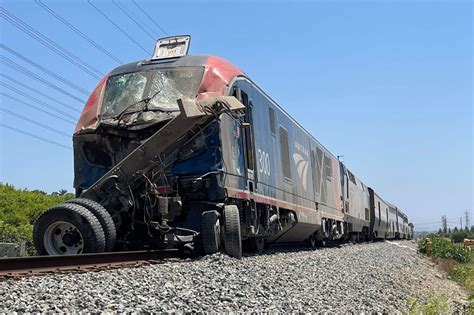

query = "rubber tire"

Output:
[[33, 203, 106, 255], [201, 210, 221, 255], [66, 198, 116, 251], [223, 205, 242, 259]]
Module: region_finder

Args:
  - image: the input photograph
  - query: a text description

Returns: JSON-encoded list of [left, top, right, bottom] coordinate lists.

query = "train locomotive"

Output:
[[33, 36, 413, 258]]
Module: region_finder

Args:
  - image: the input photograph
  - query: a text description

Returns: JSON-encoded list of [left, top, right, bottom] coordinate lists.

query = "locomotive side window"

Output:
[[311, 149, 319, 196], [324, 155, 332, 181], [241, 91, 254, 171], [279, 126, 291, 179], [269, 107, 276, 136], [378, 202, 381, 225]]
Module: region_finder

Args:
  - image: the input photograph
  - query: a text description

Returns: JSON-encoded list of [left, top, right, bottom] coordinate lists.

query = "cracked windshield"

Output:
[[101, 67, 204, 119]]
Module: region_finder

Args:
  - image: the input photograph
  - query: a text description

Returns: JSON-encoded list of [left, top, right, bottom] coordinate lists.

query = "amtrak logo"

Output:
[[293, 153, 309, 190]]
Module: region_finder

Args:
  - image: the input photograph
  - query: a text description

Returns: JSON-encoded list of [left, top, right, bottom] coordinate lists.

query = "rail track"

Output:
[[0, 249, 182, 278]]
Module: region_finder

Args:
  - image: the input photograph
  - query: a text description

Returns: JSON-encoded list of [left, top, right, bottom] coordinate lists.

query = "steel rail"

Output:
[[0, 249, 181, 278]]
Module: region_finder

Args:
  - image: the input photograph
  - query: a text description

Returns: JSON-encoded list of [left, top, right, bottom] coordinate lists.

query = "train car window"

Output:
[[378, 202, 381, 225], [313, 148, 323, 195], [279, 126, 291, 179], [311, 150, 319, 195], [324, 156, 332, 181], [348, 170, 357, 185], [268, 107, 276, 136], [365, 208, 370, 221], [386, 208, 389, 227]]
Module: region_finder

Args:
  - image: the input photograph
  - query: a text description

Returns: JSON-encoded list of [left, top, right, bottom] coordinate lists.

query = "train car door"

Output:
[[234, 86, 259, 234], [235, 87, 257, 191], [340, 162, 349, 213]]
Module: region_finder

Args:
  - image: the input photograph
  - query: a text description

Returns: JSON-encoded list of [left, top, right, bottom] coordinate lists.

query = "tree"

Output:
[[470, 225, 474, 234], [448, 228, 452, 234], [438, 228, 443, 235], [453, 227, 459, 232]]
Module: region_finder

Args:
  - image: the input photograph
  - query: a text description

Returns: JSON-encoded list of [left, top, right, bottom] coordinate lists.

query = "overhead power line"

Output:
[[0, 107, 70, 137], [88, 0, 149, 54], [0, 123, 72, 150], [1, 44, 89, 95], [0, 73, 81, 114], [0, 83, 78, 120], [0, 92, 75, 125], [35, 0, 123, 64], [1, 56, 86, 104], [132, 0, 169, 36], [112, 0, 156, 41], [0, 7, 102, 79]]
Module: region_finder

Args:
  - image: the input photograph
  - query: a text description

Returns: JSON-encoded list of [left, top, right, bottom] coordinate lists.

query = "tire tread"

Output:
[[66, 198, 116, 251], [33, 203, 106, 254], [223, 205, 242, 259]]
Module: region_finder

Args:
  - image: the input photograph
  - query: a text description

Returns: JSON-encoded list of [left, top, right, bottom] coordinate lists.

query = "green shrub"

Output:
[[406, 293, 449, 314], [418, 236, 472, 263], [448, 263, 474, 289], [0, 183, 74, 255]]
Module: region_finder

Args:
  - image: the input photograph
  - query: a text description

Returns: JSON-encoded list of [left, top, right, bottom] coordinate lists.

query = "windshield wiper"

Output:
[[113, 90, 161, 126]]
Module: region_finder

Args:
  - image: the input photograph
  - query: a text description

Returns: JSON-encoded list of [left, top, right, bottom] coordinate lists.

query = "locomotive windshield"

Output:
[[101, 67, 204, 119]]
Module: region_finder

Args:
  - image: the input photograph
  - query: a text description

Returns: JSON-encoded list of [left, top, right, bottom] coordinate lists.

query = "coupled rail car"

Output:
[[33, 36, 413, 258]]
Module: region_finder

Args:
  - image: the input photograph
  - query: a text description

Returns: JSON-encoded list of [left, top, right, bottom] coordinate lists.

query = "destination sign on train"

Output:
[[152, 35, 191, 60]]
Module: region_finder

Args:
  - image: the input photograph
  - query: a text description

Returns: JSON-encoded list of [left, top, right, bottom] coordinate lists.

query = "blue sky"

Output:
[[0, 0, 472, 230]]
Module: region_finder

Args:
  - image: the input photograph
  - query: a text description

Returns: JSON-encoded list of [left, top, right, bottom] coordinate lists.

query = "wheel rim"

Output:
[[43, 221, 84, 255]]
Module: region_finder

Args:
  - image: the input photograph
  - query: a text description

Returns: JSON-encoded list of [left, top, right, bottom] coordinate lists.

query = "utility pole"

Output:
[[465, 210, 470, 230], [442, 215, 447, 234]]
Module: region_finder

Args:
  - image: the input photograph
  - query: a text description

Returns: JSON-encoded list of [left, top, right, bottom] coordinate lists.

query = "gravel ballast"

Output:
[[0, 240, 468, 312]]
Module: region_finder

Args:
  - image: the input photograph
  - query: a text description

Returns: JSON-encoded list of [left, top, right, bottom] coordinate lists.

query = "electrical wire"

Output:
[[131, 0, 169, 36], [0, 92, 75, 125], [1, 56, 86, 104], [87, 0, 149, 54], [0, 8, 103, 79], [0, 123, 72, 150], [0, 107, 70, 137], [0, 73, 81, 114], [35, 0, 123, 65], [0, 83, 78, 120], [1, 44, 90, 95], [112, 0, 156, 41]]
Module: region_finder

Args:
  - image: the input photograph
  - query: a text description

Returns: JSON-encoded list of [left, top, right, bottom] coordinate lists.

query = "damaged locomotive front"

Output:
[[34, 36, 248, 257]]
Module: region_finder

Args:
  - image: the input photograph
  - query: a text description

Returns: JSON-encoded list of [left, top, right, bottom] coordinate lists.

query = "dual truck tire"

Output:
[[33, 199, 116, 255], [201, 205, 242, 259]]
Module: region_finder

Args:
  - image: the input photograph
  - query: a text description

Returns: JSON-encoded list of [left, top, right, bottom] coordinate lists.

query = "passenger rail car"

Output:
[[33, 36, 413, 258]]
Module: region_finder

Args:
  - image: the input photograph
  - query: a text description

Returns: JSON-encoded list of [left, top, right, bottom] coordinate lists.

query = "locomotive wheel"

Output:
[[223, 205, 242, 259], [308, 234, 317, 249], [65, 198, 117, 251], [251, 237, 265, 254], [201, 210, 221, 255], [33, 203, 106, 255]]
